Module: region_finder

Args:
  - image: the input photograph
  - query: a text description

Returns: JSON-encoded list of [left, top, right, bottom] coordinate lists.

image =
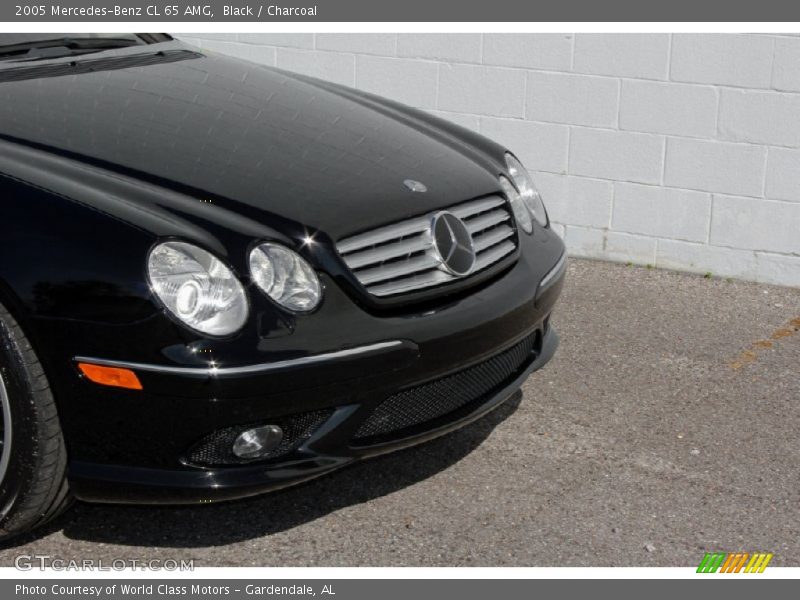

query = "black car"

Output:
[[0, 33, 566, 540]]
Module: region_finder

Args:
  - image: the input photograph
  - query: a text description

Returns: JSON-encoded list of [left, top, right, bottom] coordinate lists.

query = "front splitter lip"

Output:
[[67, 327, 559, 506]]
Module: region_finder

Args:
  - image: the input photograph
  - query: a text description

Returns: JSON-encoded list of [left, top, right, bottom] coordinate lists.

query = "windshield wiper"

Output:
[[0, 37, 141, 61]]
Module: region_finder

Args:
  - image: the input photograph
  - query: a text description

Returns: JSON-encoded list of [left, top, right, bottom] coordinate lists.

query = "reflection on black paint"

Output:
[[0, 40, 500, 239], [32, 280, 149, 321]]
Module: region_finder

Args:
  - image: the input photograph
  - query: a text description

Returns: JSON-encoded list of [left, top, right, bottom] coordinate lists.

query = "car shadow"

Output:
[[10, 391, 521, 550]]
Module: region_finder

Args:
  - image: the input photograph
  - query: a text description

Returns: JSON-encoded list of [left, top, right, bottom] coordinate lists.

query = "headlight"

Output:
[[249, 243, 322, 312], [505, 153, 548, 229], [500, 175, 533, 234], [147, 242, 249, 336]]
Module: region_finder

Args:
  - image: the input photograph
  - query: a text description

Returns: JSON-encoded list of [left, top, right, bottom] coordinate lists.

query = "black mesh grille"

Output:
[[0, 50, 202, 83], [354, 330, 540, 444], [186, 409, 334, 467]]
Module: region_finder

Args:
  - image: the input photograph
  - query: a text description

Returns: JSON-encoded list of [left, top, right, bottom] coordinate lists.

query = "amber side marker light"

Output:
[[78, 363, 143, 390]]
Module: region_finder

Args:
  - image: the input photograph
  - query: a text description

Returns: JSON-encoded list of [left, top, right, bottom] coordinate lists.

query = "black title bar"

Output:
[[4, 0, 800, 22]]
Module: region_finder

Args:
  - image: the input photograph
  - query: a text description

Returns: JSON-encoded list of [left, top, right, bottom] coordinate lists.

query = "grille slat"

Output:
[[353, 330, 540, 443], [475, 240, 516, 271], [344, 233, 433, 270], [473, 224, 514, 252], [450, 195, 506, 218], [337, 195, 518, 298], [357, 252, 441, 285], [337, 216, 430, 255], [465, 209, 510, 234], [366, 269, 454, 297]]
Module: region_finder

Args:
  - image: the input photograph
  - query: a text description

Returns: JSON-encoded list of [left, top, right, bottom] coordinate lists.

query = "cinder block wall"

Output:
[[180, 33, 800, 287]]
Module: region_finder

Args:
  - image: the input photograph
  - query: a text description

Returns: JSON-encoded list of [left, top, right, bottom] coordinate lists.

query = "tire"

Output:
[[0, 302, 72, 542]]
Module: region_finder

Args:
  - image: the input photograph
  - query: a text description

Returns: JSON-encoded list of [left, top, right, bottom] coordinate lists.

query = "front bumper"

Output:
[[38, 228, 566, 504], [68, 325, 558, 504]]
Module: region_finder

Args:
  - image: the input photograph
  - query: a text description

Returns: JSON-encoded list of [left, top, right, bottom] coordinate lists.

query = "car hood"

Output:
[[0, 42, 504, 241]]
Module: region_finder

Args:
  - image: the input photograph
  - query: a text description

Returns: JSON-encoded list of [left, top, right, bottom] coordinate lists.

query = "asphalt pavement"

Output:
[[1, 258, 798, 566]]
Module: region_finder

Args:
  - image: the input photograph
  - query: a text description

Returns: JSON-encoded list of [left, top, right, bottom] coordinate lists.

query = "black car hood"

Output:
[[0, 42, 504, 240]]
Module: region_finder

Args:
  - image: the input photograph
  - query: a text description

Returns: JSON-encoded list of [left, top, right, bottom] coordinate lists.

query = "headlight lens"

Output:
[[500, 175, 532, 234], [249, 243, 322, 312], [148, 242, 249, 336], [505, 153, 548, 228]]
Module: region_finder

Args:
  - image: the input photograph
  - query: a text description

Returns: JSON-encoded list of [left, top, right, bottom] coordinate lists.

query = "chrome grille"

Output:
[[337, 195, 517, 297]]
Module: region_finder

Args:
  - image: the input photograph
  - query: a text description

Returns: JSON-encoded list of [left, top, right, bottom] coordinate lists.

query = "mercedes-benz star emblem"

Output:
[[403, 179, 428, 193], [430, 212, 476, 277]]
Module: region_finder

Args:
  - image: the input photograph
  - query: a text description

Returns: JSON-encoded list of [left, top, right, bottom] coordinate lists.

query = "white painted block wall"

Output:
[[180, 33, 800, 287]]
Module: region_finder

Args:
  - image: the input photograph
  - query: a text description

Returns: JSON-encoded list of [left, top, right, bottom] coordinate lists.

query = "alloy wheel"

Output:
[[0, 372, 11, 486]]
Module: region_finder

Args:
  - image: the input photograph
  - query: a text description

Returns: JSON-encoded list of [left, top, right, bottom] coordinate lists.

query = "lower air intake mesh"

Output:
[[186, 409, 334, 466], [354, 330, 540, 444]]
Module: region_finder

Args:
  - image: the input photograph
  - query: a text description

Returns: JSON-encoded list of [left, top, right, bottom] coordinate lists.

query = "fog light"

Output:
[[232, 425, 283, 459]]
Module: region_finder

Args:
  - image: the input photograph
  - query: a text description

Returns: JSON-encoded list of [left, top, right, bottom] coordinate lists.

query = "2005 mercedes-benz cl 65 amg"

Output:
[[0, 33, 565, 540]]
